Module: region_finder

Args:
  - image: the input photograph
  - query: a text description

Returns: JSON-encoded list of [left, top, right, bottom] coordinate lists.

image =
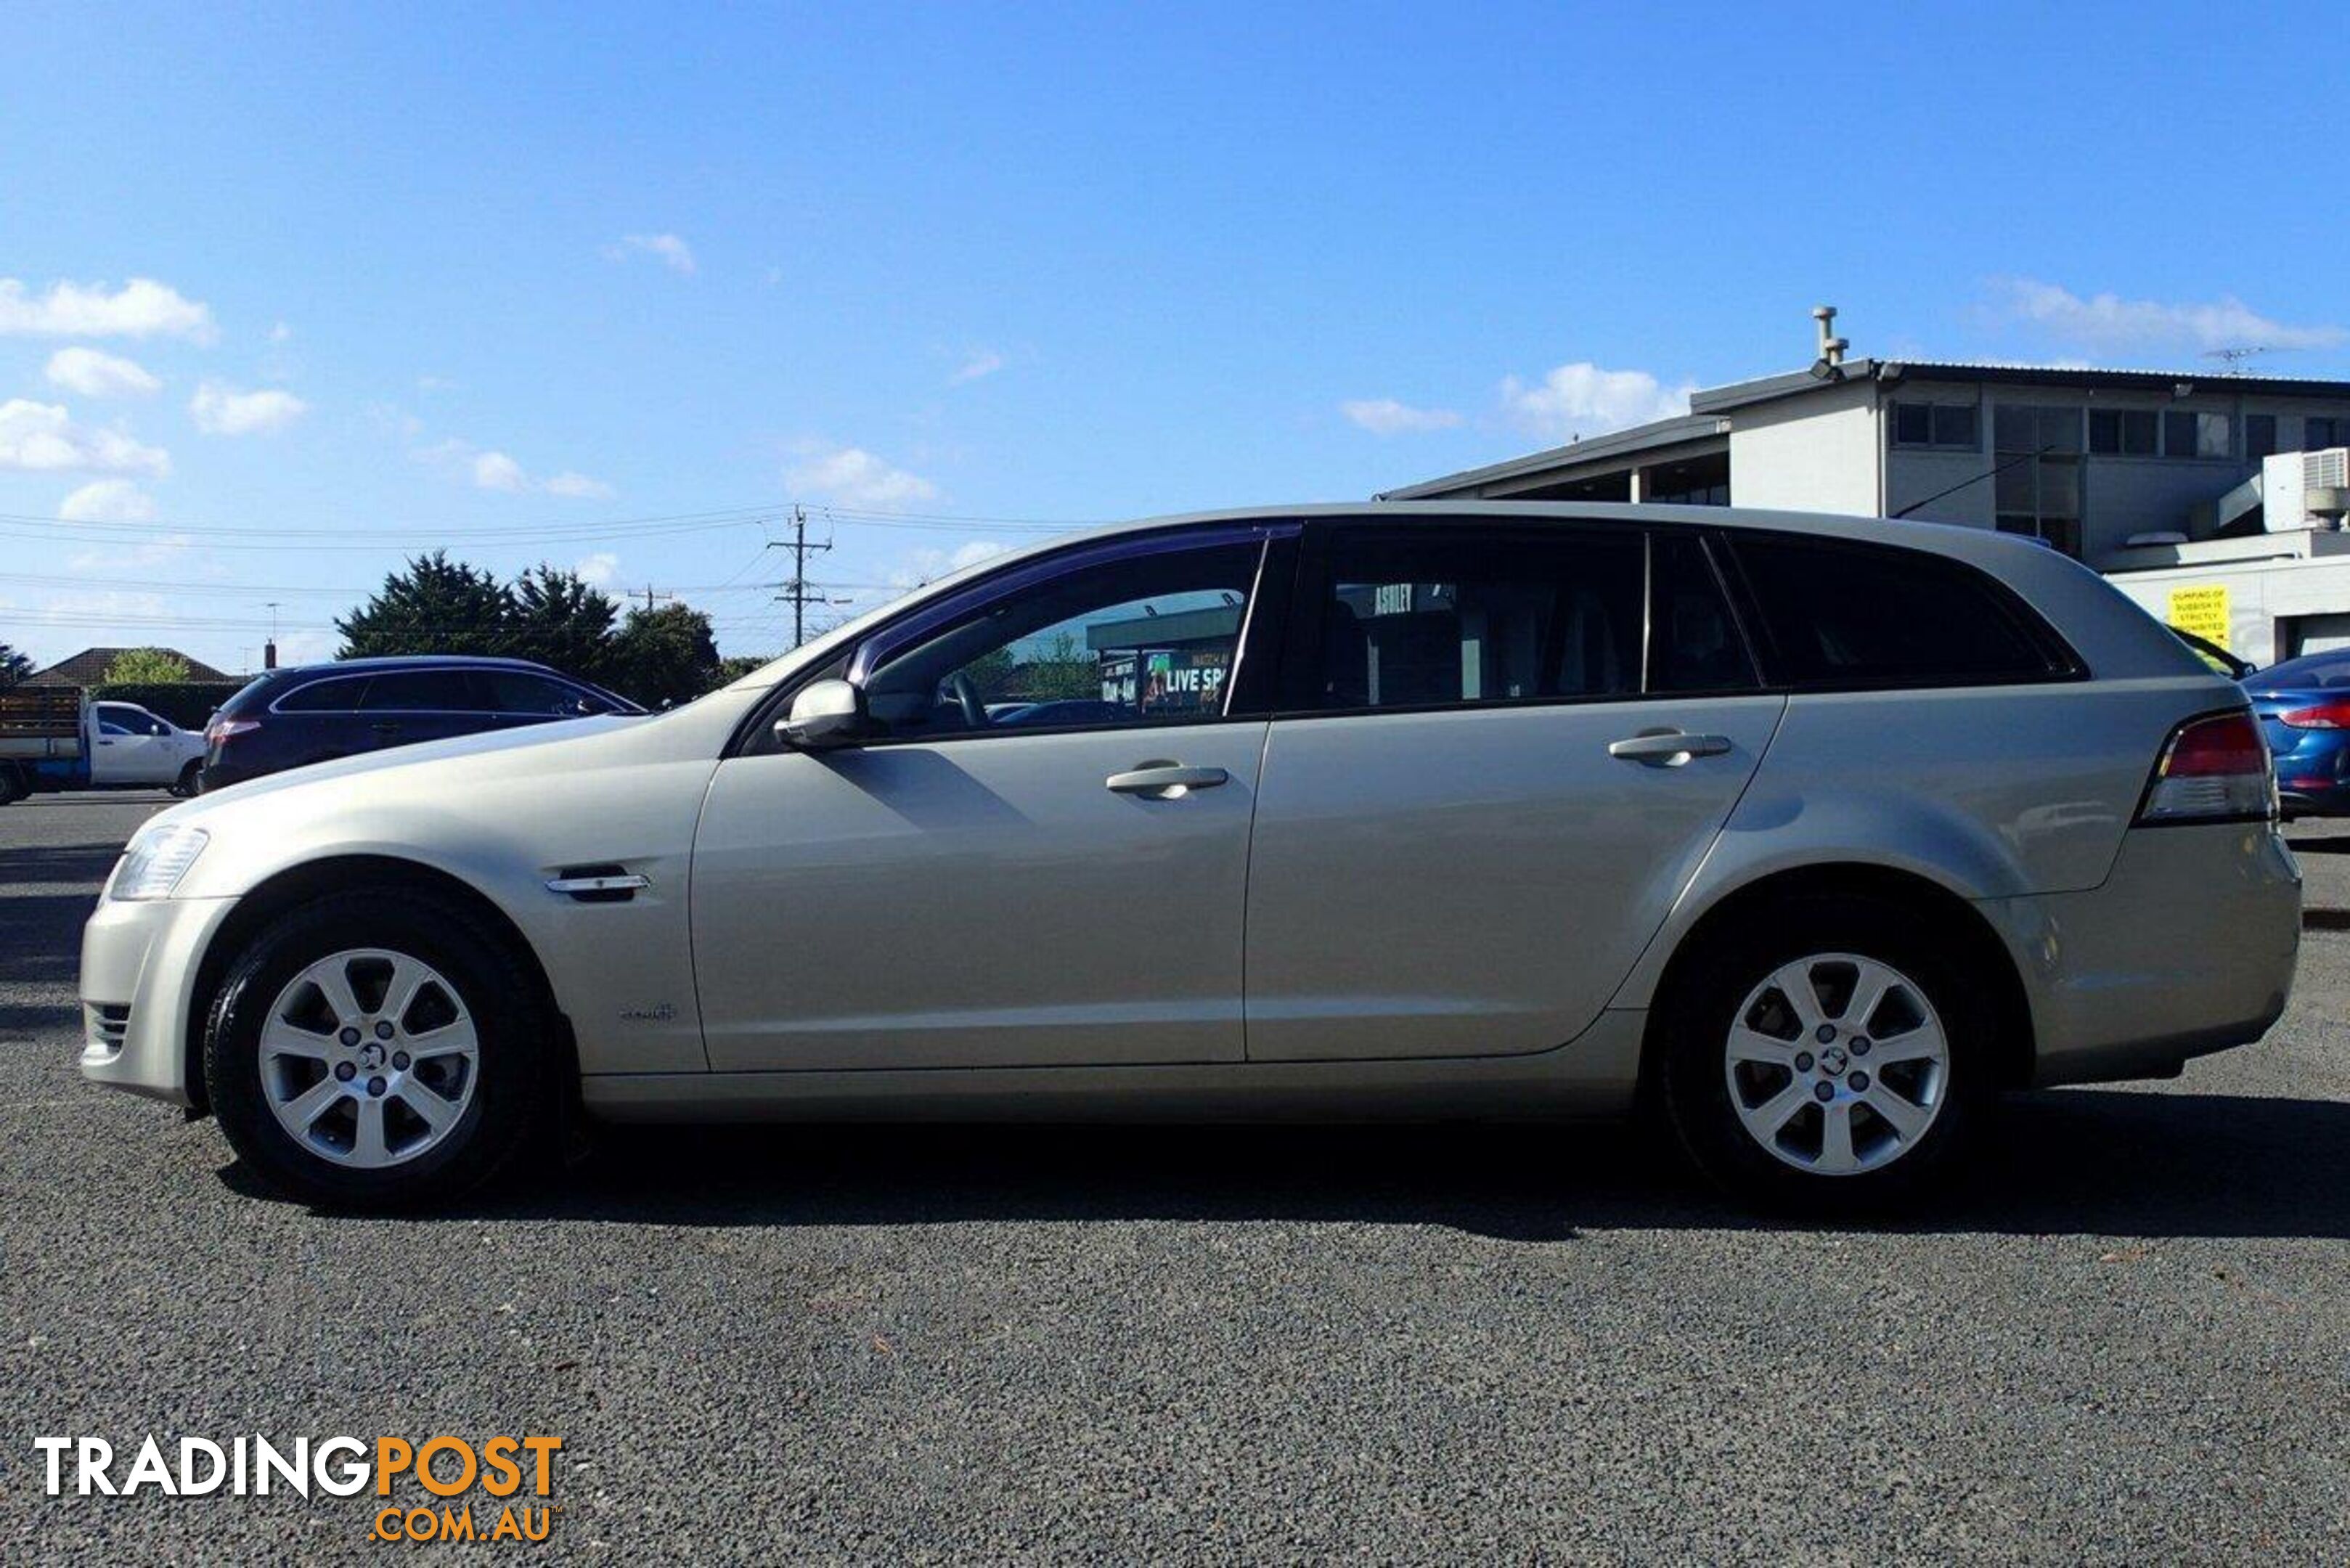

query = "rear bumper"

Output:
[[78, 894, 240, 1106], [1985, 823, 2301, 1087]]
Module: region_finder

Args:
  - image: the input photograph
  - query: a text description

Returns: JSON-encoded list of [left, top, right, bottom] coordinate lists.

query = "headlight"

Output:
[[109, 825, 209, 901]]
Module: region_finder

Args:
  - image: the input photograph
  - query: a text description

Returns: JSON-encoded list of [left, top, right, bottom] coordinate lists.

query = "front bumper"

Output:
[[1986, 822, 2301, 1087], [78, 894, 240, 1106]]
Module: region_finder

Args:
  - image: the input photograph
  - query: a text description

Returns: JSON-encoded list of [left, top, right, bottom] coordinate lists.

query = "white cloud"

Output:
[[950, 350, 1005, 385], [189, 380, 308, 436], [886, 539, 1009, 592], [1341, 397, 1464, 436], [58, 478, 159, 523], [787, 443, 939, 508], [1499, 362, 1694, 442], [420, 438, 614, 499], [606, 233, 696, 275], [1991, 277, 2346, 356], [45, 347, 160, 399], [574, 551, 621, 587], [268, 321, 293, 344], [0, 399, 171, 477], [471, 450, 529, 492], [544, 470, 617, 499], [0, 277, 216, 341], [65, 531, 193, 571]]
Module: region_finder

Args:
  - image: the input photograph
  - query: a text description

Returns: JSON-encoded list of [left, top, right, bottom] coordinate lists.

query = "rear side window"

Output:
[[1649, 534, 1758, 693], [355, 671, 481, 711], [1728, 534, 2074, 687], [1314, 528, 1644, 709], [274, 676, 372, 713]]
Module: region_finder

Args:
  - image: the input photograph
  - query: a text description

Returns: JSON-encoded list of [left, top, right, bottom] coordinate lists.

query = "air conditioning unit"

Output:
[[2264, 448, 2350, 531]]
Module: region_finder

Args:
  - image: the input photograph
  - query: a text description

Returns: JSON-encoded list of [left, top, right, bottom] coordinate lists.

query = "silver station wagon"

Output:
[[80, 503, 2301, 1209]]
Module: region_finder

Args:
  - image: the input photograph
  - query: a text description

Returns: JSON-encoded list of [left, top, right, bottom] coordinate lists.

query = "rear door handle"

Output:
[[1106, 763, 1230, 798], [370, 722, 401, 735], [1607, 730, 1732, 765]]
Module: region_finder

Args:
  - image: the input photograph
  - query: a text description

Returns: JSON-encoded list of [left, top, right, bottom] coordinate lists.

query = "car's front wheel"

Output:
[[1658, 894, 1993, 1209], [205, 889, 550, 1208]]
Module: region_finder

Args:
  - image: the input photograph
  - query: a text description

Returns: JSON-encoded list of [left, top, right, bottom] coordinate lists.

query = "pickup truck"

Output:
[[0, 688, 208, 804]]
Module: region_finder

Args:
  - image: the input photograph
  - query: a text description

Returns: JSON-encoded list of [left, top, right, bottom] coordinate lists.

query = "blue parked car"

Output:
[[2243, 649, 2350, 817]]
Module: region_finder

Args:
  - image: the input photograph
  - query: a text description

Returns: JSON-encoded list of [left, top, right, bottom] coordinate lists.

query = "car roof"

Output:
[[274, 654, 568, 677]]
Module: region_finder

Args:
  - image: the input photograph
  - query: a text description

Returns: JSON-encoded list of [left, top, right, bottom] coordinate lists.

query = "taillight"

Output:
[[2136, 709, 2274, 825], [205, 716, 260, 746], [2277, 700, 2350, 730]]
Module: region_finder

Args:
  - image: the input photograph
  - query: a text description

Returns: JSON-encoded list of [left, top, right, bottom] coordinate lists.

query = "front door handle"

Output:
[[370, 722, 401, 735], [1607, 730, 1732, 765], [1106, 762, 1230, 799]]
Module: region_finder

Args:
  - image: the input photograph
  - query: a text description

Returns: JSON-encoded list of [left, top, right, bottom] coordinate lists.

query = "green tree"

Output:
[[506, 565, 619, 682], [714, 653, 772, 686], [0, 642, 33, 687], [608, 603, 720, 708], [336, 552, 512, 658], [101, 648, 191, 684], [1017, 629, 1098, 701]]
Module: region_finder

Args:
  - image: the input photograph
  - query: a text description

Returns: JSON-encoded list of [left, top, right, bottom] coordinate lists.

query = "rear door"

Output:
[[1243, 521, 1784, 1061], [350, 669, 486, 753]]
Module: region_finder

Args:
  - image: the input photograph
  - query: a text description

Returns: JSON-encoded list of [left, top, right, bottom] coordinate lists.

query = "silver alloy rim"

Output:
[[1723, 952, 1949, 1177], [259, 948, 480, 1169]]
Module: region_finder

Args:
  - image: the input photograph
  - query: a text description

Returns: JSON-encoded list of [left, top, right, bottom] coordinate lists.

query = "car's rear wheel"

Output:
[[1658, 895, 1993, 1209], [168, 761, 202, 798], [205, 889, 550, 1209]]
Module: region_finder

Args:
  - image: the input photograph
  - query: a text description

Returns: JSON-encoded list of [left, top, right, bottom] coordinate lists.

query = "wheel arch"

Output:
[[183, 854, 574, 1116], [1636, 862, 2038, 1095]]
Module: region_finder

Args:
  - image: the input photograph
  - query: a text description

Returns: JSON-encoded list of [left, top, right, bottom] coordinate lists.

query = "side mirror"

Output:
[[775, 678, 868, 749]]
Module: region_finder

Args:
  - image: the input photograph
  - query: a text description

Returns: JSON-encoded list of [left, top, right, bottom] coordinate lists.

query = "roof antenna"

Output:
[[2202, 345, 2271, 375], [1811, 304, 1848, 375]]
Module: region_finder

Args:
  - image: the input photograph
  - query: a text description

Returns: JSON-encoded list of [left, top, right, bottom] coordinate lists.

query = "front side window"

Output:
[[476, 670, 606, 716], [859, 540, 1261, 740], [1728, 534, 2073, 688], [1313, 528, 1645, 710]]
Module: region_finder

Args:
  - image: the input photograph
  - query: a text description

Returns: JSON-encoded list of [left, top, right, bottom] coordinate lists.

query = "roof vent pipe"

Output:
[[1812, 304, 1848, 369]]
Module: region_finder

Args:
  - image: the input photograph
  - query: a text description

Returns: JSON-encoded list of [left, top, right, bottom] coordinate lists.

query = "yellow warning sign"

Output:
[[2168, 585, 2230, 650]]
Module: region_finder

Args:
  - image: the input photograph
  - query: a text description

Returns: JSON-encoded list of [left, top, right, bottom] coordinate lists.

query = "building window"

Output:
[[2247, 415, 2280, 460], [1891, 401, 1979, 449], [1994, 404, 2084, 558], [2087, 409, 2157, 455], [2309, 416, 2349, 451], [2163, 410, 2232, 460]]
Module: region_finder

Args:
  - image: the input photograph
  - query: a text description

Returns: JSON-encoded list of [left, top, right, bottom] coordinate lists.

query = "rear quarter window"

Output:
[[1726, 533, 2076, 688]]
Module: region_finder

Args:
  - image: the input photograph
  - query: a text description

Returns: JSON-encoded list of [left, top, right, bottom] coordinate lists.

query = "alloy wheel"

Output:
[[258, 948, 481, 1168], [1723, 952, 1949, 1176]]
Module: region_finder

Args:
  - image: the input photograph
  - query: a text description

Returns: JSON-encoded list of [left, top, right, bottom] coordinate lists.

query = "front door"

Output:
[[691, 526, 1289, 1071], [1244, 522, 1784, 1061], [89, 716, 171, 784]]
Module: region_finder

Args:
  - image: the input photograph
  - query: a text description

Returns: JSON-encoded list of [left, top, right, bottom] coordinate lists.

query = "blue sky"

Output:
[[3, 1, 2345, 671]]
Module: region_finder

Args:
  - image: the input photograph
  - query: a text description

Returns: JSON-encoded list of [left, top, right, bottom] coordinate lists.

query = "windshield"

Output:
[[2253, 650, 2350, 690]]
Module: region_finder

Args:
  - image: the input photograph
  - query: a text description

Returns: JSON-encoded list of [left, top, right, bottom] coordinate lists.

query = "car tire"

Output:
[[1657, 894, 1994, 1211], [204, 888, 552, 1209], [168, 761, 202, 799]]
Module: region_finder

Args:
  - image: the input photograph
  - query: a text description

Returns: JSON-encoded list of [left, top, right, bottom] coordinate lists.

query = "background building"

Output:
[[1386, 311, 2350, 664]]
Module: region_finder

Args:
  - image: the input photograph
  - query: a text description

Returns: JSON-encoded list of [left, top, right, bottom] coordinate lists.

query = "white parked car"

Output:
[[79, 504, 2301, 1209], [93, 702, 210, 796]]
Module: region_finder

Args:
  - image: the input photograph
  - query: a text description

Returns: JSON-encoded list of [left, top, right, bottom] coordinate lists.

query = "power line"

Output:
[[767, 504, 849, 649]]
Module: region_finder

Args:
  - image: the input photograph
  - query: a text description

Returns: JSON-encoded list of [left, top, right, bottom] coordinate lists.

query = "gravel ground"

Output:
[[1, 793, 2345, 1563]]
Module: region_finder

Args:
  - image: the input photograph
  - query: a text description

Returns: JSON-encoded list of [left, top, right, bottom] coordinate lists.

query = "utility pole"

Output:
[[767, 504, 844, 648], [630, 587, 679, 613]]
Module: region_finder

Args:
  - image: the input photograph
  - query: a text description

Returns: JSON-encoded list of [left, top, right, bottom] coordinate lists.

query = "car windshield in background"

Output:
[[2253, 651, 2350, 690]]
